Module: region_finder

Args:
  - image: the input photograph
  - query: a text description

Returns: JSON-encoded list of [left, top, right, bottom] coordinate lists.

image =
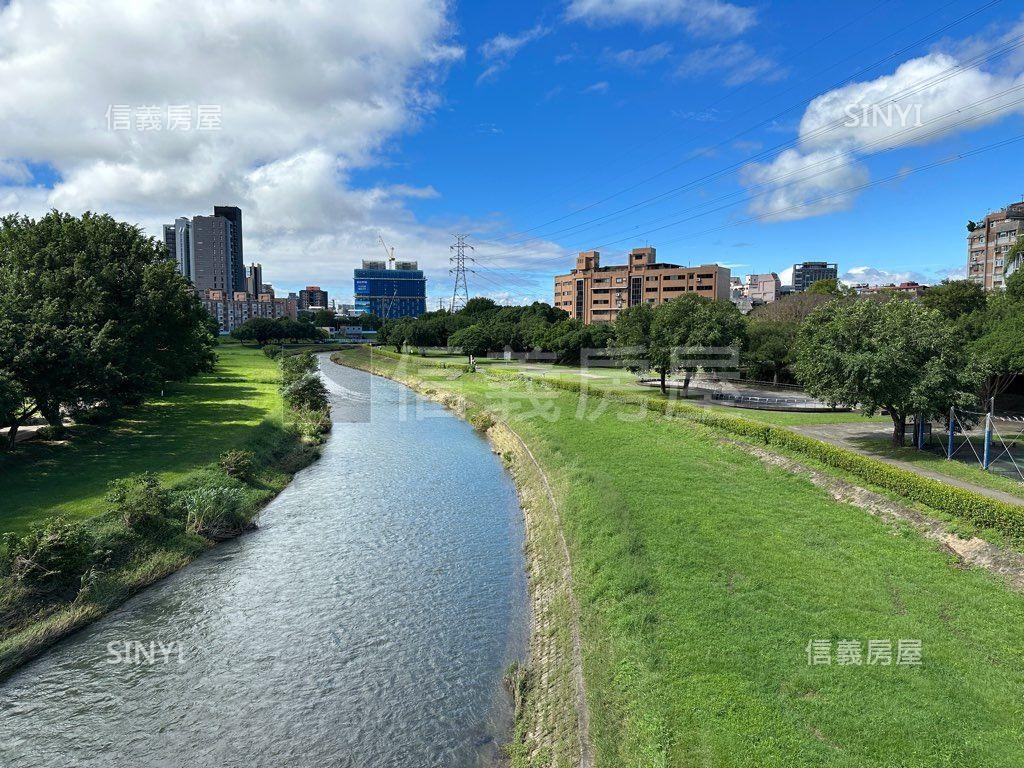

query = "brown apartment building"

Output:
[[968, 201, 1024, 290], [553, 247, 730, 323]]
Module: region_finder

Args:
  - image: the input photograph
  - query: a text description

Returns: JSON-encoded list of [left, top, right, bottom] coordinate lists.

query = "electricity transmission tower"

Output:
[[449, 234, 475, 312]]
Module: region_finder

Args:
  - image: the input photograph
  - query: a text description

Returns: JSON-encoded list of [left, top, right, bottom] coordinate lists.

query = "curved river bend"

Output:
[[0, 356, 528, 768]]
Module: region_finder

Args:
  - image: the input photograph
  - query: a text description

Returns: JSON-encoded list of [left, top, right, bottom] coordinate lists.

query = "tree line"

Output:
[[378, 246, 1024, 446], [0, 211, 217, 449]]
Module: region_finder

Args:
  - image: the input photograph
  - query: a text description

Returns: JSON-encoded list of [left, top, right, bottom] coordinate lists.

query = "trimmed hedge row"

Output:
[[484, 368, 1024, 542]]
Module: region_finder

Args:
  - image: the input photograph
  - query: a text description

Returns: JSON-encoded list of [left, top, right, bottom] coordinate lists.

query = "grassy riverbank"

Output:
[[0, 343, 283, 535], [335, 347, 1024, 768], [0, 345, 329, 681]]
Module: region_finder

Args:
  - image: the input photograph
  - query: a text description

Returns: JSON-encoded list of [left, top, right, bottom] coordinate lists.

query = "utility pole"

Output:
[[449, 234, 474, 313]]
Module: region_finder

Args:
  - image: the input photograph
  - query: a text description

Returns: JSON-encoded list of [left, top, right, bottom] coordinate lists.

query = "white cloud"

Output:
[[582, 81, 610, 94], [480, 24, 550, 60], [565, 0, 756, 37], [742, 47, 1024, 221], [841, 266, 929, 286], [0, 160, 31, 184], [604, 43, 673, 69], [741, 149, 868, 221], [0, 0, 510, 301], [676, 42, 785, 86], [477, 24, 550, 84]]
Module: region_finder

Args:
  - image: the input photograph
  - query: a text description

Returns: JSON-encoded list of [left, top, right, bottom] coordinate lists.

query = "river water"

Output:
[[0, 356, 529, 768]]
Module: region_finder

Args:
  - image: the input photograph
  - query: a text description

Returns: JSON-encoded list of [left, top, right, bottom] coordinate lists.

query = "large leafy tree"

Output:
[[0, 211, 216, 448], [971, 266, 1024, 403], [920, 279, 987, 323], [743, 319, 798, 384], [795, 299, 982, 446]]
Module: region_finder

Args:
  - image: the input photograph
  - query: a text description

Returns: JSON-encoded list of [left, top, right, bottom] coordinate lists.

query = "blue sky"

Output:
[[1, 0, 1023, 304], [361, 0, 1024, 299]]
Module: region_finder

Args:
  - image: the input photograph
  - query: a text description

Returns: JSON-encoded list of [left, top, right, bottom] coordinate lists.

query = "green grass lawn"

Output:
[[339, 348, 1024, 768], [0, 343, 283, 535]]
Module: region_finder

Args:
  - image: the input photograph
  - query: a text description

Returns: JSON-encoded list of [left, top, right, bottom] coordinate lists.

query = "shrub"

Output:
[[218, 449, 257, 482], [283, 374, 329, 412], [175, 485, 255, 541], [281, 352, 317, 387], [262, 344, 283, 359], [105, 473, 177, 538], [0, 518, 98, 595]]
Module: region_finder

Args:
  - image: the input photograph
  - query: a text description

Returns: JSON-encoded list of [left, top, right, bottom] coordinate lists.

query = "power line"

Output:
[[481, 0, 1006, 252], [478, 31, 1024, 263], [488, 82, 1024, 264]]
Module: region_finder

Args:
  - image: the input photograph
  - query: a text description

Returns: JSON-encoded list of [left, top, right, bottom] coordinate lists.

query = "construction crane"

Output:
[[378, 234, 396, 270]]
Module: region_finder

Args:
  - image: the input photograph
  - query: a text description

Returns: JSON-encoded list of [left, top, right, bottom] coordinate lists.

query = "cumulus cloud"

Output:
[[841, 266, 929, 286], [741, 149, 868, 221], [0, 0, 559, 301], [565, 0, 756, 37], [741, 47, 1024, 221]]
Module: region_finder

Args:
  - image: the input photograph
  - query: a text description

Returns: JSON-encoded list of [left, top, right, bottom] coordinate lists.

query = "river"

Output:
[[0, 355, 529, 768]]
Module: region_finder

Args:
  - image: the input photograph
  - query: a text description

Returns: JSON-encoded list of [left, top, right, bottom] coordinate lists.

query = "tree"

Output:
[[806, 278, 854, 297], [920, 279, 987, 323], [450, 324, 492, 359], [0, 211, 215, 447], [795, 299, 982, 446], [743, 319, 797, 384], [231, 317, 280, 346], [970, 267, 1024, 403], [749, 291, 832, 323]]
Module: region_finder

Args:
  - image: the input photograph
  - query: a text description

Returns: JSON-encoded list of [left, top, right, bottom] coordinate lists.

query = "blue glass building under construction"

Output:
[[353, 259, 427, 319]]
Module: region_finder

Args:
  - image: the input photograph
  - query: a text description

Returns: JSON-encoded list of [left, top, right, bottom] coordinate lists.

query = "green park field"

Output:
[[0, 343, 283, 535], [338, 347, 1024, 768]]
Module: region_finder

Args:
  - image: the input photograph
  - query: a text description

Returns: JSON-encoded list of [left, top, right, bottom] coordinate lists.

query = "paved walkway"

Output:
[[791, 421, 1024, 507]]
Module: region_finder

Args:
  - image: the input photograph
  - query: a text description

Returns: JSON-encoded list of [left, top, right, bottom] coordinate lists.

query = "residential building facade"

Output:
[[201, 290, 298, 334], [245, 263, 264, 296], [791, 261, 838, 292], [299, 285, 329, 310], [164, 207, 241, 294], [213, 205, 246, 293], [746, 272, 781, 303], [353, 260, 427, 319], [552, 247, 730, 324], [968, 202, 1024, 290]]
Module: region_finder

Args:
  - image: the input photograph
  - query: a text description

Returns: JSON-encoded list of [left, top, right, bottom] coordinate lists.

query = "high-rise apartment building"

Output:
[[552, 247, 730, 324], [353, 260, 427, 319], [163, 207, 239, 291], [246, 263, 263, 296], [968, 202, 1024, 290], [213, 205, 245, 293], [791, 261, 838, 292], [191, 214, 237, 293], [298, 285, 329, 310]]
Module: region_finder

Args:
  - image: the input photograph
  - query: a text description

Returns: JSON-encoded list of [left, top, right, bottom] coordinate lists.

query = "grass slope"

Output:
[[0, 343, 283, 535], [339, 348, 1024, 768]]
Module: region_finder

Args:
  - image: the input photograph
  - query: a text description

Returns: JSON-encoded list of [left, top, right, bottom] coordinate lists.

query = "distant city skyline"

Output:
[[2, 2, 1024, 306]]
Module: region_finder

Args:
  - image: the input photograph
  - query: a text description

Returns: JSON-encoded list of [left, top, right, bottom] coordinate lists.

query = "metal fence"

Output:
[[922, 405, 1024, 482]]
